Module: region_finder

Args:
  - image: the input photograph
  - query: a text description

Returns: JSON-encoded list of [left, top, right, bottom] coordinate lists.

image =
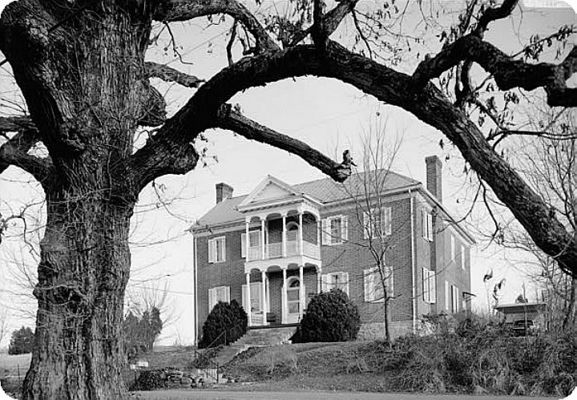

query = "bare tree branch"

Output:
[[145, 62, 204, 88], [289, 0, 359, 46], [215, 104, 351, 182], [154, 0, 279, 53], [0, 117, 52, 184], [413, 35, 577, 107]]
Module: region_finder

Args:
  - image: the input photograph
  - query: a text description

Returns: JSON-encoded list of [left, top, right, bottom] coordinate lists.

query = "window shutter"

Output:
[[384, 207, 392, 235], [461, 245, 465, 269], [422, 268, 427, 302], [363, 269, 371, 302], [321, 274, 328, 292], [420, 210, 425, 238], [241, 233, 247, 258], [321, 219, 329, 245], [427, 213, 433, 241], [386, 264, 393, 296], [341, 272, 349, 296], [208, 240, 215, 263], [208, 288, 215, 312], [363, 211, 370, 239], [241, 285, 248, 311], [431, 272, 436, 303], [225, 286, 231, 302], [450, 235, 455, 260], [445, 281, 450, 310], [341, 216, 348, 242]]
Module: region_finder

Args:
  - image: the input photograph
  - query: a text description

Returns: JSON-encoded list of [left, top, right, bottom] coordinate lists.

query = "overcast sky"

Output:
[[0, 0, 575, 346]]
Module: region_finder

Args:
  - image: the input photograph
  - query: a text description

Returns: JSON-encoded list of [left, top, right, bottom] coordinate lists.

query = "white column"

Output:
[[245, 220, 250, 260], [261, 270, 267, 326], [317, 267, 322, 293], [266, 275, 270, 313], [282, 268, 287, 324], [316, 218, 321, 246], [282, 214, 287, 258], [299, 265, 305, 319], [245, 272, 252, 326], [261, 218, 266, 260], [298, 212, 303, 256]]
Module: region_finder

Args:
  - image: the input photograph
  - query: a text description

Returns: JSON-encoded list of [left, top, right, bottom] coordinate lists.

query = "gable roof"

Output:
[[193, 170, 419, 228]]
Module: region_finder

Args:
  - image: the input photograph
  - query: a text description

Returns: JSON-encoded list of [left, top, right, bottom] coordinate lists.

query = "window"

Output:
[[451, 285, 459, 313], [421, 209, 433, 241], [241, 230, 261, 258], [363, 207, 392, 239], [208, 236, 226, 263], [208, 286, 230, 312], [322, 272, 349, 295], [422, 267, 436, 303], [460, 245, 466, 269], [450, 235, 455, 260], [321, 215, 348, 245], [364, 265, 393, 302]]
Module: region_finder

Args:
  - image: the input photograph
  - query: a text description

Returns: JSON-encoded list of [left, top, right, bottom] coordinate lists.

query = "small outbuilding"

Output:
[[494, 302, 548, 335]]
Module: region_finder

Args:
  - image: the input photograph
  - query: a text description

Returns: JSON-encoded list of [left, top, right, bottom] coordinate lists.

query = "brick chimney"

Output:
[[425, 155, 442, 202], [216, 182, 234, 203]]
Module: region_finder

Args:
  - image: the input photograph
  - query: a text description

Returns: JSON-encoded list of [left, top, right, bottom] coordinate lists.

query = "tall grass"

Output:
[[384, 316, 577, 396]]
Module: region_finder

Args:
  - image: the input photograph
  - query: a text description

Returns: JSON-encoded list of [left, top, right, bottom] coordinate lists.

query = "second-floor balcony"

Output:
[[246, 239, 320, 261]]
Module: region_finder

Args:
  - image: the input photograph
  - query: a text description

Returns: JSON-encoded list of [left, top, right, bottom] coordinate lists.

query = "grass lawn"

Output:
[[0, 353, 31, 379]]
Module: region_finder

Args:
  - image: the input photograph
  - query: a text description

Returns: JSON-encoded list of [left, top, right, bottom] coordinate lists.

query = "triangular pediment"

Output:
[[238, 176, 302, 209]]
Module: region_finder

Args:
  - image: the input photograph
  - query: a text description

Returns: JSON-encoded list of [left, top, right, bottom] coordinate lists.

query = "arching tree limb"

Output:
[[215, 104, 350, 181]]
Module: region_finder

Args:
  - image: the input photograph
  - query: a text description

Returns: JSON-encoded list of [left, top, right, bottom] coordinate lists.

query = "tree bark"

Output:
[[0, 2, 151, 398], [23, 190, 133, 400]]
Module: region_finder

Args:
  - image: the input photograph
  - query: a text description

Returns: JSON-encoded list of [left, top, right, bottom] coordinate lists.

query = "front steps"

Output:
[[210, 326, 298, 367]]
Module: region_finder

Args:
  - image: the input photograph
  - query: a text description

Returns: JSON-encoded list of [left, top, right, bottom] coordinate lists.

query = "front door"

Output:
[[242, 282, 264, 325], [286, 277, 301, 324]]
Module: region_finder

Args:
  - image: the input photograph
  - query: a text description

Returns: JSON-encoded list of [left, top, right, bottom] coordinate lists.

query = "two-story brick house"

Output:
[[190, 156, 475, 341]]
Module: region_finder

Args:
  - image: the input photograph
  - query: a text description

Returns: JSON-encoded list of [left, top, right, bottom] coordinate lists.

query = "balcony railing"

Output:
[[246, 239, 319, 261]]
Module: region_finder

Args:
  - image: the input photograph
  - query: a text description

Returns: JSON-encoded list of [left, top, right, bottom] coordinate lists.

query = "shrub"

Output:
[[293, 289, 360, 343], [8, 326, 34, 355], [129, 370, 166, 391], [199, 300, 247, 348]]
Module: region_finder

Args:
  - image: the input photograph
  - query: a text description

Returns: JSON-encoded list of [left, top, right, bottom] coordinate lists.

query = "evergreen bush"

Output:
[[293, 289, 360, 343], [199, 299, 247, 348]]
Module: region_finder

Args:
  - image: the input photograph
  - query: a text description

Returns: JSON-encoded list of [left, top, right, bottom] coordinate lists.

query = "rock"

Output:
[[180, 377, 193, 386], [474, 385, 488, 395]]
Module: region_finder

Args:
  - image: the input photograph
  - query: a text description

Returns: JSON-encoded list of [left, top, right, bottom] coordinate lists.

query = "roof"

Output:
[[193, 170, 420, 228], [494, 303, 548, 314]]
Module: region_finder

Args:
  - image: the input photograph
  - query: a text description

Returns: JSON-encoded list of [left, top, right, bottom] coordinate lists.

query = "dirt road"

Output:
[[135, 389, 559, 400]]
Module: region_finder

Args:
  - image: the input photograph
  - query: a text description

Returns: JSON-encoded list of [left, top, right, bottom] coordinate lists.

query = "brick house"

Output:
[[190, 156, 475, 342]]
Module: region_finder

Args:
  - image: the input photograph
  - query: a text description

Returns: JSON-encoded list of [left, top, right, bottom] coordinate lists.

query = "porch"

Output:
[[243, 264, 322, 327]]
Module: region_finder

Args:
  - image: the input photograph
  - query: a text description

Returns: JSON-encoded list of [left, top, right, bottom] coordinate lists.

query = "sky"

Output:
[[0, 0, 576, 347]]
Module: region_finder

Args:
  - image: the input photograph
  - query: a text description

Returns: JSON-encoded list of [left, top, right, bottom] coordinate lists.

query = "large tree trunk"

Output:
[[23, 192, 133, 400], [0, 2, 155, 398]]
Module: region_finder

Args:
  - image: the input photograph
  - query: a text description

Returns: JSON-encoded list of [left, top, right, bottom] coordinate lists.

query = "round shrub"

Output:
[[199, 299, 248, 348], [293, 289, 360, 343]]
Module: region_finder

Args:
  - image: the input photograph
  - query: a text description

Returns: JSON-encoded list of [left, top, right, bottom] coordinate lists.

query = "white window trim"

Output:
[[451, 285, 459, 313], [241, 230, 262, 258], [363, 265, 393, 303], [208, 236, 226, 263], [321, 272, 349, 295], [321, 215, 348, 245], [422, 267, 436, 304], [445, 280, 450, 311], [363, 207, 392, 239], [421, 210, 433, 242], [208, 285, 230, 312]]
